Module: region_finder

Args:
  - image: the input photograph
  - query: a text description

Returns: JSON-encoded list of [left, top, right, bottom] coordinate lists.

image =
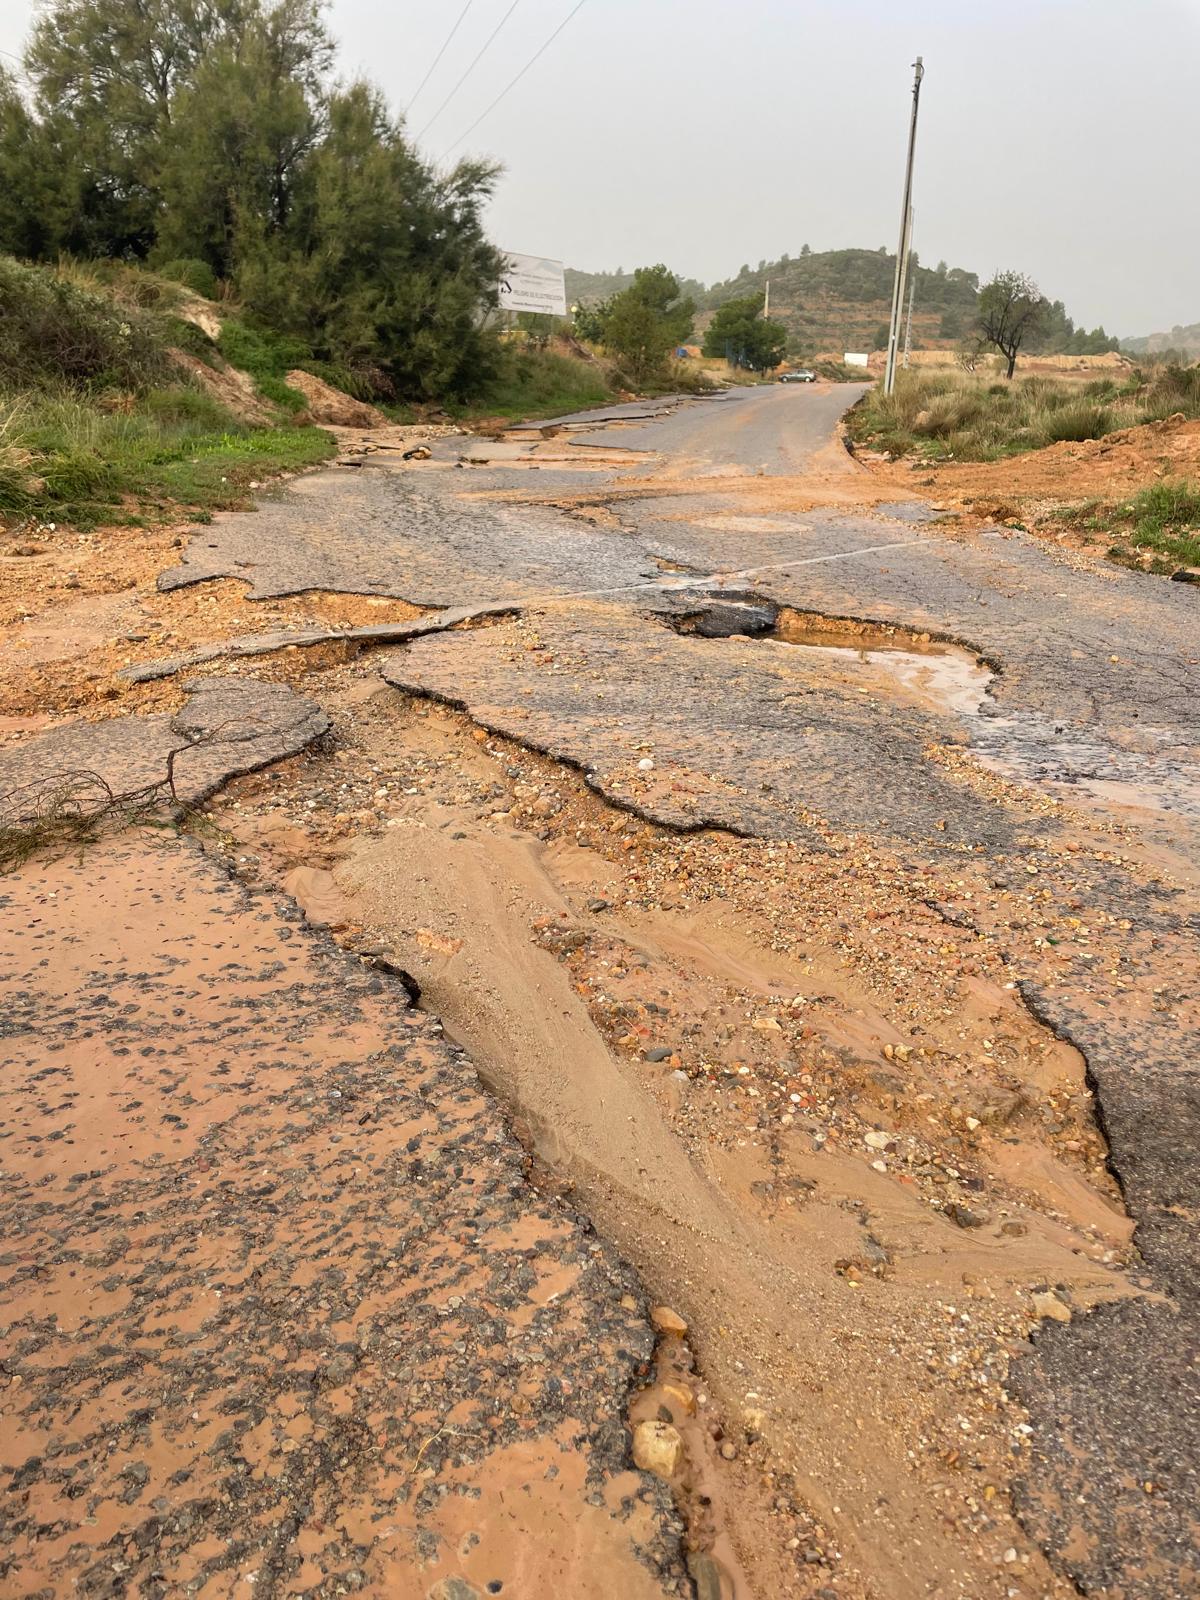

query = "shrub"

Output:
[[216, 318, 313, 383], [849, 364, 1200, 461], [156, 257, 219, 299], [460, 345, 612, 421], [1042, 401, 1111, 443], [0, 255, 172, 391]]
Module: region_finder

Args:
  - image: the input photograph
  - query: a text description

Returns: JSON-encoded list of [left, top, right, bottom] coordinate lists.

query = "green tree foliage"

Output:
[[570, 249, 1115, 368], [0, 0, 503, 400], [595, 265, 694, 383], [976, 271, 1047, 378], [702, 295, 787, 371]]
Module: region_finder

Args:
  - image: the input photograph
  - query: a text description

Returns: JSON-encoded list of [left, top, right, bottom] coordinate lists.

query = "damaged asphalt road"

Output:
[[380, 593, 1200, 1597], [4, 382, 1199, 1598], [0, 834, 688, 1599], [300, 382, 1199, 1596]]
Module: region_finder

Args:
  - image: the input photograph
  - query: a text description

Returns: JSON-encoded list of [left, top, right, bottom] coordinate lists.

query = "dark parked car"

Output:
[[779, 369, 816, 383]]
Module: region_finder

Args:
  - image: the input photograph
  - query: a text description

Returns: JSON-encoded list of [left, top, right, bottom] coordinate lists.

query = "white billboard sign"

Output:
[[843, 351, 870, 368], [498, 252, 567, 317]]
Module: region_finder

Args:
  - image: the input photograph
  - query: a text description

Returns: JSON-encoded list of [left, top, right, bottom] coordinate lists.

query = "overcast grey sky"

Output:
[[3, 0, 1197, 334]]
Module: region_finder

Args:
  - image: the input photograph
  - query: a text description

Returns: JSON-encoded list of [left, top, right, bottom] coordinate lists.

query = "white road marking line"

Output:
[[501, 536, 934, 610]]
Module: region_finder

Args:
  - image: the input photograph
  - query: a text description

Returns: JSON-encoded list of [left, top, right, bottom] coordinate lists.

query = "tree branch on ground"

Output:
[[0, 716, 274, 872]]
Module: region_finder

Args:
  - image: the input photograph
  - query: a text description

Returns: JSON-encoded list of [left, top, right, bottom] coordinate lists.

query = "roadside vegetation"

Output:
[[572, 265, 700, 386], [445, 343, 613, 423], [0, 0, 502, 405], [848, 364, 1200, 461], [702, 296, 787, 372], [1054, 481, 1200, 573], [0, 255, 333, 529]]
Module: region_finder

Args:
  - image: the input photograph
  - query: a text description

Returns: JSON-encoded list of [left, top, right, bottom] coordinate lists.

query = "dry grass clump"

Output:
[[850, 364, 1200, 461]]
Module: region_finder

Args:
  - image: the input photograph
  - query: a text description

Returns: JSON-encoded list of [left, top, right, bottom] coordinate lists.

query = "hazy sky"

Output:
[[3, 0, 1198, 334]]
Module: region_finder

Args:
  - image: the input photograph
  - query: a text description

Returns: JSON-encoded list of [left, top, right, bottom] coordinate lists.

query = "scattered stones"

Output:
[[1030, 1291, 1072, 1324], [650, 1306, 689, 1337], [633, 1420, 684, 1479]]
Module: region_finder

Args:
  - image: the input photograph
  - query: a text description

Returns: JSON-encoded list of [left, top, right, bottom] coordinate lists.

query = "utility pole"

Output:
[[902, 242, 916, 368], [884, 56, 924, 395], [764, 279, 770, 318]]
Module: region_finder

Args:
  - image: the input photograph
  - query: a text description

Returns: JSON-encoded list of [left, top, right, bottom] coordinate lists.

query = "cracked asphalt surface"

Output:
[[0, 835, 687, 1599], [5, 381, 1199, 1598], [362, 385, 1197, 1595], [0, 678, 330, 818]]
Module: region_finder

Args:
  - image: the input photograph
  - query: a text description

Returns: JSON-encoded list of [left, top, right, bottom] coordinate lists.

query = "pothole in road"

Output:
[[673, 597, 1200, 821], [673, 595, 994, 718], [772, 608, 994, 718]]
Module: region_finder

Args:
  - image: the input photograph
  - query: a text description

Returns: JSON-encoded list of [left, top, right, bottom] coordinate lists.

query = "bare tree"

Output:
[[976, 271, 1047, 378]]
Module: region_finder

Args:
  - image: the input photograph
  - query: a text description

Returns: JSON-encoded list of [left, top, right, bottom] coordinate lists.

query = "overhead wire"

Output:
[[415, 0, 521, 141], [441, 0, 587, 158], [404, 0, 475, 114]]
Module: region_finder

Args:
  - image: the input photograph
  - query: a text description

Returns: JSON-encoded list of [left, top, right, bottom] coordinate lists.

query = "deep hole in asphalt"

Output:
[[668, 592, 995, 720]]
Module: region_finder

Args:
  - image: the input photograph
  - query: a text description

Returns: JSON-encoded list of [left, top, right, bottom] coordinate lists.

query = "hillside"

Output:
[[564, 266, 706, 310], [567, 248, 1117, 360], [1123, 322, 1200, 359], [701, 248, 978, 356]]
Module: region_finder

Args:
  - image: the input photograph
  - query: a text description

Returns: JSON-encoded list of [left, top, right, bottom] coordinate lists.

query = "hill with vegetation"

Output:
[[1122, 322, 1200, 360], [565, 266, 706, 311], [568, 247, 1118, 360]]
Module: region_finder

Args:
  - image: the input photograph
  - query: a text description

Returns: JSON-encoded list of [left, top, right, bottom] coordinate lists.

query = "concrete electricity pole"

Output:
[[902, 244, 917, 368], [764, 279, 770, 318], [884, 56, 924, 395]]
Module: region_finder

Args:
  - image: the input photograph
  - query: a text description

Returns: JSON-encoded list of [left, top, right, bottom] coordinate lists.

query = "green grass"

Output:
[[0, 386, 334, 528], [848, 365, 1200, 462], [449, 345, 614, 422], [1053, 480, 1200, 571], [216, 318, 312, 413], [0, 257, 334, 529]]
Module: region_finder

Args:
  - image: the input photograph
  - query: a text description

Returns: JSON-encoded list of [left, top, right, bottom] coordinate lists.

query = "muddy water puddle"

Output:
[[769, 621, 1200, 823], [773, 628, 993, 718], [210, 685, 1136, 1600]]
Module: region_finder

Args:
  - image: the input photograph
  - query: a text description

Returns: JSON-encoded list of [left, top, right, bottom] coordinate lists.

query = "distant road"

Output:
[[570, 380, 871, 474]]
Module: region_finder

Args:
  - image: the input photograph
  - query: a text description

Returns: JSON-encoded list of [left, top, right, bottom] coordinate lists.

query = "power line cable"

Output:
[[416, 0, 521, 141], [405, 0, 475, 114], [442, 0, 587, 157]]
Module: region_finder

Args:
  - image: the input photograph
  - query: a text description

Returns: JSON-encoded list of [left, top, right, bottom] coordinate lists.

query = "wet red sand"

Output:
[[0, 835, 688, 1598]]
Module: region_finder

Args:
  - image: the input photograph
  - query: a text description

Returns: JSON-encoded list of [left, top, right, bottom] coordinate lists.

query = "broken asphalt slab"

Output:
[[118, 601, 517, 685], [157, 469, 659, 607], [620, 500, 1200, 737], [616, 499, 1200, 818], [513, 393, 735, 430], [0, 835, 688, 1598], [379, 601, 1020, 850], [0, 677, 329, 821]]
